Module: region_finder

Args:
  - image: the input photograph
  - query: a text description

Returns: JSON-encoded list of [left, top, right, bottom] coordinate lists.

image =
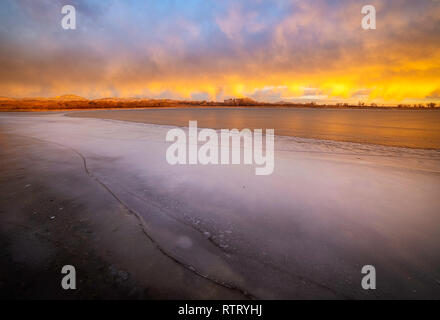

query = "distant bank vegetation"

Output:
[[0, 96, 437, 111]]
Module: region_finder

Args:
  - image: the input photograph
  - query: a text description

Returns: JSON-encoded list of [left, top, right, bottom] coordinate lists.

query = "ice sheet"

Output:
[[1, 113, 439, 299]]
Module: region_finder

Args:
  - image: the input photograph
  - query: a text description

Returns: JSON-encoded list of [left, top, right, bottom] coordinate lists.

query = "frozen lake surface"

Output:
[[1, 113, 440, 299]]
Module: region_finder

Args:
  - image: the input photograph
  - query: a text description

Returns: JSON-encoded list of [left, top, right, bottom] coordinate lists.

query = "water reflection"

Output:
[[71, 108, 440, 149]]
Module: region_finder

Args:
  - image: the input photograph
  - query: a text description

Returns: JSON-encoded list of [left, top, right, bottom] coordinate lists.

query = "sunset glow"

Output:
[[1, 0, 439, 104]]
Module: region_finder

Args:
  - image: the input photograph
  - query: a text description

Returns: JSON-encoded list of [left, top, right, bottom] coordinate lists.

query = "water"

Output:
[[3, 113, 440, 298], [70, 108, 440, 149]]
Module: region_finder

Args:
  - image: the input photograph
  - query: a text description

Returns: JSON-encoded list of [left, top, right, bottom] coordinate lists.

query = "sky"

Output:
[[0, 0, 439, 104]]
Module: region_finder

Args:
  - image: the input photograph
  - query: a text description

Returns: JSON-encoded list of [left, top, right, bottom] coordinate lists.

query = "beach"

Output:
[[1, 111, 440, 299]]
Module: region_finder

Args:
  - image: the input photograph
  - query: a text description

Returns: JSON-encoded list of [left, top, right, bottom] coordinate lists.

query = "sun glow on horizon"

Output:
[[0, 0, 439, 105]]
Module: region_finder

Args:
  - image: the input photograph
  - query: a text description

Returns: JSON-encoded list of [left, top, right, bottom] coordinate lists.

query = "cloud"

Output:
[[215, 3, 266, 42], [427, 89, 440, 99], [0, 0, 439, 103]]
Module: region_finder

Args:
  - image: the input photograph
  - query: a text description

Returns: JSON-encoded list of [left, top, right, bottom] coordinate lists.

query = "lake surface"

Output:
[[70, 108, 440, 149]]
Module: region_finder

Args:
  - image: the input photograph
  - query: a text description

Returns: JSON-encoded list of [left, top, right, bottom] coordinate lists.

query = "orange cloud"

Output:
[[0, 0, 439, 104]]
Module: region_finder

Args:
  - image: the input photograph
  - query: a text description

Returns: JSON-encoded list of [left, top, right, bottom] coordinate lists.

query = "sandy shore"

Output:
[[1, 113, 440, 299]]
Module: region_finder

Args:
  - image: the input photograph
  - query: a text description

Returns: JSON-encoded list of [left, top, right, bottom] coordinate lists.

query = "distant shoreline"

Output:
[[1, 103, 439, 112], [0, 96, 439, 112]]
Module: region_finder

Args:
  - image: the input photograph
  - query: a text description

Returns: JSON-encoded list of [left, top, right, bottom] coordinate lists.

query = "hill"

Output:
[[53, 94, 88, 101]]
